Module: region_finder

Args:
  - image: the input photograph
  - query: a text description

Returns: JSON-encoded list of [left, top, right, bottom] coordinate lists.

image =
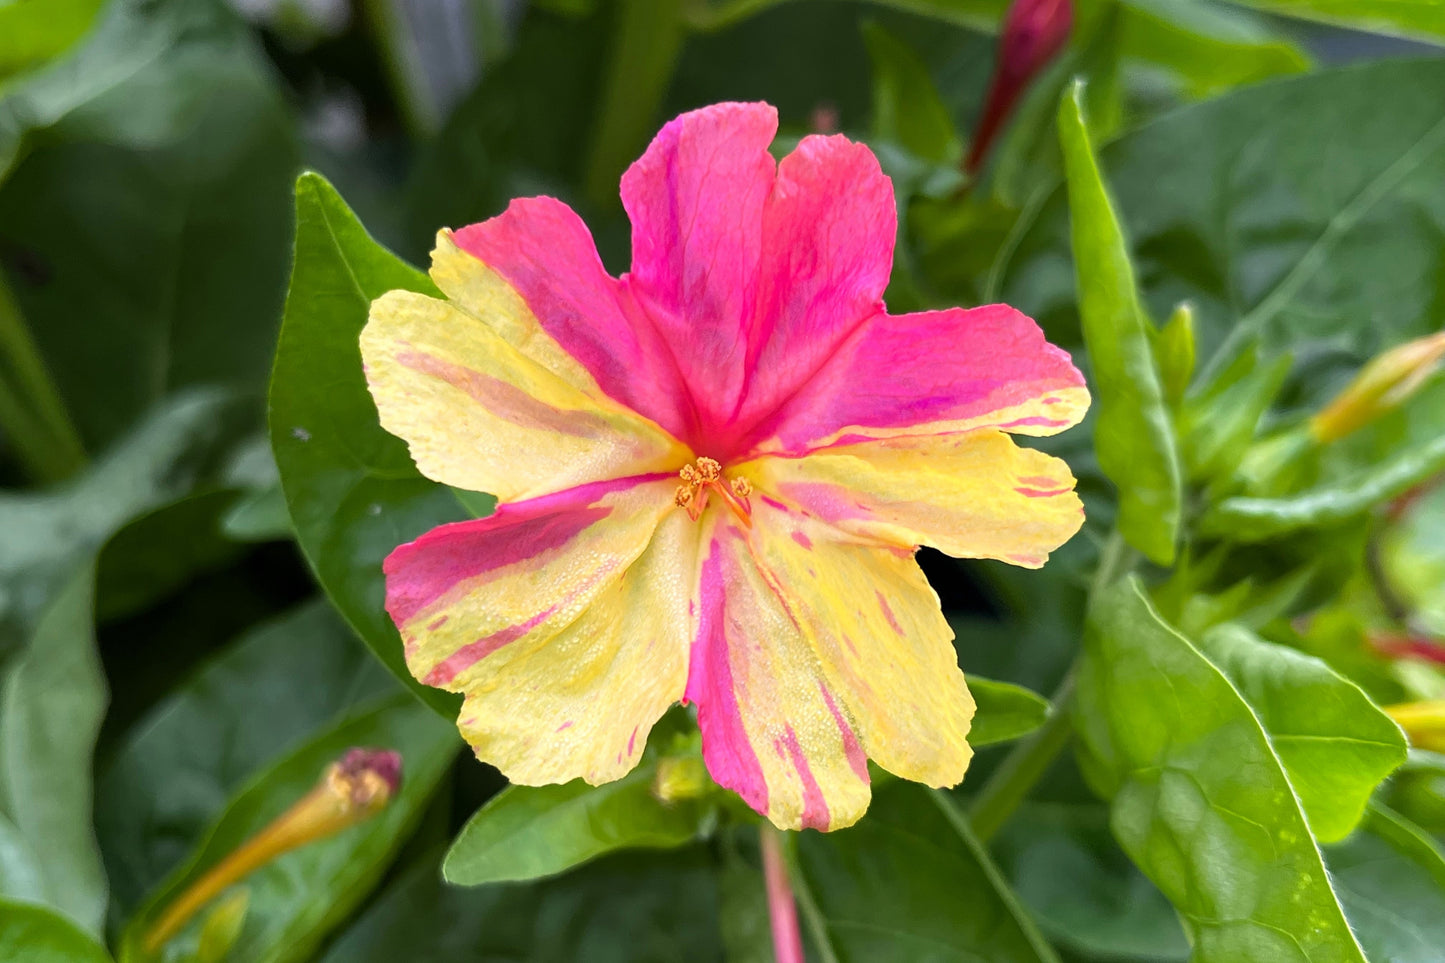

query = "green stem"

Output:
[[967, 666, 1076, 844], [582, 0, 685, 208], [0, 271, 86, 482], [967, 530, 1133, 843]]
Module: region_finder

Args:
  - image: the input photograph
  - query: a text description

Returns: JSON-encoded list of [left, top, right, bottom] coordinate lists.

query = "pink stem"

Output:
[[760, 826, 806, 963]]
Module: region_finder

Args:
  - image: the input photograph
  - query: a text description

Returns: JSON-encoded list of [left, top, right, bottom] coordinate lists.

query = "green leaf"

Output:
[[1198, 624, 1406, 842], [862, 21, 960, 165], [1179, 348, 1291, 484], [1327, 804, 1445, 962], [319, 847, 724, 962], [444, 765, 703, 886], [1075, 578, 1366, 962], [1230, 0, 1445, 44], [968, 675, 1051, 747], [1000, 59, 1445, 408], [0, 899, 112, 963], [1118, 0, 1309, 97], [1152, 302, 1195, 407], [714, 830, 771, 963], [0, 0, 104, 79], [0, 0, 298, 449], [792, 782, 1060, 962], [96, 601, 397, 913], [0, 563, 106, 936], [1056, 80, 1182, 566], [1201, 432, 1445, 542], [119, 694, 457, 963], [270, 172, 465, 717], [994, 803, 1189, 962], [220, 484, 292, 543]]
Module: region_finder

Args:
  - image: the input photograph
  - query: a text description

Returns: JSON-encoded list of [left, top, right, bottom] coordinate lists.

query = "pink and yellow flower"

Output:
[[361, 103, 1088, 831]]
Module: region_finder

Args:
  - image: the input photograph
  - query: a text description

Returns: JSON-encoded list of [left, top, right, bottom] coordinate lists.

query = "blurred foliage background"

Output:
[[2, 0, 1445, 960]]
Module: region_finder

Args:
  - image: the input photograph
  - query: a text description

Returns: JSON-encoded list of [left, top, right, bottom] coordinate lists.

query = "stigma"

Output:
[[674, 457, 753, 527]]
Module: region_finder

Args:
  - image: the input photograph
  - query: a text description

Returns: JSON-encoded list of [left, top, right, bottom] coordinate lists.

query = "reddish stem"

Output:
[[760, 826, 805, 963]]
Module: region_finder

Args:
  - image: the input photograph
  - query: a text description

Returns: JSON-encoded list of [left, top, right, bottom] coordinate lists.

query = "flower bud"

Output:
[[652, 755, 710, 804], [1386, 700, 1445, 753], [965, 0, 1073, 174], [1310, 332, 1445, 443], [144, 747, 403, 953]]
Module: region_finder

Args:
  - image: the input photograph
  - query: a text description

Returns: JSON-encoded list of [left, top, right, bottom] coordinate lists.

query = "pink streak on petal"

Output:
[[1015, 486, 1071, 498], [875, 591, 904, 636], [628, 726, 638, 757], [450, 198, 690, 439], [687, 538, 769, 817], [384, 475, 659, 627], [1018, 475, 1064, 487], [778, 726, 830, 830], [557, 721, 574, 731], [620, 102, 779, 440], [421, 605, 559, 687], [393, 349, 613, 438], [820, 684, 869, 783], [745, 304, 1085, 455], [426, 616, 449, 631], [790, 530, 813, 550]]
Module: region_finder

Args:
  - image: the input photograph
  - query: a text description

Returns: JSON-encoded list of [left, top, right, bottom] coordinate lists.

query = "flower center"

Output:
[[674, 456, 753, 527]]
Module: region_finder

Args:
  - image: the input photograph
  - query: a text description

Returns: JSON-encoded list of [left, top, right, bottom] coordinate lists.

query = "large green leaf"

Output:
[[119, 693, 457, 963], [1229, 0, 1445, 43], [1057, 81, 1181, 566], [269, 172, 465, 717], [1326, 805, 1445, 963], [1198, 624, 1406, 842], [319, 847, 724, 963], [0, 899, 112, 963], [0, 0, 298, 449], [96, 601, 396, 913], [1075, 578, 1366, 962], [1001, 59, 1445, 407], [0, 564, 106, 936], [793, 782, 1060, 962], [444, 766, 704, 886]]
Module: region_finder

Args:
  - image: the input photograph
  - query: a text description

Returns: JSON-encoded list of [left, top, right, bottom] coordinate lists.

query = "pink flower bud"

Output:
[[965, 0, 1073, 175]]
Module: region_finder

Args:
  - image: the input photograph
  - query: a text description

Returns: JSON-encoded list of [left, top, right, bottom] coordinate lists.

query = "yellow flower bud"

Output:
[[1311, 332, 1445, 443], [652, 755, 710, 804], [1385, 700, 1445, 754]]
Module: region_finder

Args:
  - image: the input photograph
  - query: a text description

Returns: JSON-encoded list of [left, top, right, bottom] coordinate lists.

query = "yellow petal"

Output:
[[746, 429, 1084, 567]]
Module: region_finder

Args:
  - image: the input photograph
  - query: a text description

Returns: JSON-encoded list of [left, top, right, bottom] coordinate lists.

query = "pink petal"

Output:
[[619, 102, 779, 443], [450, 197, 691, 442], [743, 304, 1089, 455]]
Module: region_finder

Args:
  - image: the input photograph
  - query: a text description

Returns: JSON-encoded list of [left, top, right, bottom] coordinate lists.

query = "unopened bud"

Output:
[[652, 755, 710, 804], [1311, 332, 1445, 443], [144, 747, 402, 953], [1386, 700, 1445, 753], [965, 0, 1073, 174], [1154, 302, 1196, 407]]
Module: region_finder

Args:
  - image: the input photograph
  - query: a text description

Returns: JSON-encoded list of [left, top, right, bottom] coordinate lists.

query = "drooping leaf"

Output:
[[0, 564, 106, 936], [119, 693, 457, 963], [793, 782, 1061, 962], [1327, 804, 1445, 963], [968, 675, 1051, 747], [443, 767, 705, 886], [1057, 80, 1181, 565], [0, 899, 112, 963], [1074, 578, 1367, 962], [269, 172, 465, 717], [1198, 623, 1406, 842], [0, 0, 297, 448], [319, 847, 724, 963], [96, 601, 397, 913]]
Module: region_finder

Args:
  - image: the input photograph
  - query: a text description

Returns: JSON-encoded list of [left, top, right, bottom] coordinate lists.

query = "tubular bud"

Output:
[[965, 0, 1073, 175], [1311, 332, 1445, 443]]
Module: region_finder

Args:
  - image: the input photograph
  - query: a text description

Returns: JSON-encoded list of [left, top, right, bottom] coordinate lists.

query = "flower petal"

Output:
[[449, 197, 692, 440], [385, 477, 689, 784], [734, 135, 896, 435], [748, 429, 1085, 568], [362, 289, 686, 502], [744, 304, 1089, 456], [687, 506, 974, 831], [620, 101, 779, 437]]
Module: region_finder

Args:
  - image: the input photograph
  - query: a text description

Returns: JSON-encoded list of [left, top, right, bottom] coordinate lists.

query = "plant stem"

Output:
[[582, 0, 685, 208], [760, 825, 805, 963], [0, 271, 86, 483], [967, 665, 1076, 843], [967, 529, 1133, 843]]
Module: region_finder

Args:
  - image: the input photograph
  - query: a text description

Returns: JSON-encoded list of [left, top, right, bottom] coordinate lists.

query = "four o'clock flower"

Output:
[[361, 102, 1089, 831]]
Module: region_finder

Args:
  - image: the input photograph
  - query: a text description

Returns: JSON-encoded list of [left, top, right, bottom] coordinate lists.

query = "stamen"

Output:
[[675, 458, 753, 527]]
